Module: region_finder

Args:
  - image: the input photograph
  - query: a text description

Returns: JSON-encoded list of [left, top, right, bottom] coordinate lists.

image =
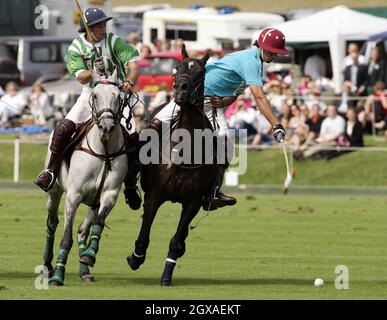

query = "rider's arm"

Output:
[[66, 47, 92, 85], [114, 36, 141, 90], [249, 84, 280, 126], [126, 61, 140, 84], [210, 96, 238, 108]]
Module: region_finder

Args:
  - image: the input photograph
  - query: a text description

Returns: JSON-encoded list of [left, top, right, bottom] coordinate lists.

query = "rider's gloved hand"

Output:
[[122, 80, 135, 93], [272, 123, 286, 143], [210, 96, 225, 108], [94, 56, 105, 74]]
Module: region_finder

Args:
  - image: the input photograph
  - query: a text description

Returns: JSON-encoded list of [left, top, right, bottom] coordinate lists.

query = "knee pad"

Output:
[[50, 119, 76, 154], [146, 118, 162, 134]]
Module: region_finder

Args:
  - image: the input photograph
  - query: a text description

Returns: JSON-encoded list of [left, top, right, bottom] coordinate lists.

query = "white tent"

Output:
[[253, 6, 387, 93]]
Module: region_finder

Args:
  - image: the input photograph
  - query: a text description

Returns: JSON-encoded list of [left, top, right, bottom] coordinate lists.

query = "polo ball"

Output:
[[314, 278, 324, 287]]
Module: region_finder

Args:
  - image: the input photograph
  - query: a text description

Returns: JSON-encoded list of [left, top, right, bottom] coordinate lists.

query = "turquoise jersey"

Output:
[[204, 46, 263, 97]]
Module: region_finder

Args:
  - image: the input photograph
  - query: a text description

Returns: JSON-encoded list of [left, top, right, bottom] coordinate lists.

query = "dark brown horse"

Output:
[[127, 45, 218, 285]]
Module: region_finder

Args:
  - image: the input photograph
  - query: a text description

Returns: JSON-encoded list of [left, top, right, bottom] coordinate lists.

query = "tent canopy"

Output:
[[253, 6, 387, 93]]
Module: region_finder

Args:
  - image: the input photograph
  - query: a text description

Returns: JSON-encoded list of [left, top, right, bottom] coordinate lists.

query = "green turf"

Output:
[[1, 189, 387, 299], [1, 135, 387, 186], [239, 146, 387, 186]]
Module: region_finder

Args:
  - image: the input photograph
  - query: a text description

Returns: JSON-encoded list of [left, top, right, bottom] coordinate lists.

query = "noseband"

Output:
[[174, 63, 205, 105], [89, 80, 129, 127]]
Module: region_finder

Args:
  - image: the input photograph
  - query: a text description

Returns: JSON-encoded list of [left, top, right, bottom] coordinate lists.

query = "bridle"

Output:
[[89, 79, 127, 128], [170, 60, 217, 170], [173, 60, 206, 106], [85, 79, 134, 209]]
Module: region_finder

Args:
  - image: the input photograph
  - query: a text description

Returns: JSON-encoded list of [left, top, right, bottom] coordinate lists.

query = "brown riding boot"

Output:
[[202, 165, 237, 211], [123, 132, 142, 210], [34, 119, 76, 192]]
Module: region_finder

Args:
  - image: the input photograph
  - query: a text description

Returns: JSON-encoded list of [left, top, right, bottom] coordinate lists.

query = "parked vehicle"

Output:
[[143, 7, 285, 50], [0, 42, 20, 88], [0, 36, 72, 86], [137, 51, 183, 95], [112, 4, 171, 41]]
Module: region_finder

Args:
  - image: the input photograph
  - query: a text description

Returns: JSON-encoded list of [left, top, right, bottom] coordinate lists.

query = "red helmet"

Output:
[[258, 28, 288, 55]]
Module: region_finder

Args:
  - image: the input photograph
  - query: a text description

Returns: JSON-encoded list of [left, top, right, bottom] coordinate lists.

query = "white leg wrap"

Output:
[[166, 258, 176, 264]]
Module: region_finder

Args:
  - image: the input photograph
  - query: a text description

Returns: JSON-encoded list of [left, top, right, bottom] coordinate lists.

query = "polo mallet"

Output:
[[74, 0, 101, 58], [281, 142, 295, 194]]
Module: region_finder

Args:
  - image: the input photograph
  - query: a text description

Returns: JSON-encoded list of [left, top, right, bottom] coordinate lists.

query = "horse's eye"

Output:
[[172, 68, 177, 75]]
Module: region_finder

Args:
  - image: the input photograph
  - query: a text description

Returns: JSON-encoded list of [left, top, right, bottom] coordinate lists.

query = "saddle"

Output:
[[61, 119, 94, 166], [62, 119, 134, 166]]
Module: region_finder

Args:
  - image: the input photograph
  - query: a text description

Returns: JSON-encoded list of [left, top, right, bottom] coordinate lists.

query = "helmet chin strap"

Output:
[[86, 29, 98, 43]]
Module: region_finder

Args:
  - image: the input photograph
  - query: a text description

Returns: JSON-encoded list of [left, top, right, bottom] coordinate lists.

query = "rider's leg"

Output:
[[34, 119, 76, 191], [121, 115, 142, 210], [34, 92, 90, 192], [203, 163, 237, 210], [202, 158, 237, 210], [153, 99, 180, 126], [202, 107, 236, 210], [121, 100, 180, 209], [120, 99, 180, 210]]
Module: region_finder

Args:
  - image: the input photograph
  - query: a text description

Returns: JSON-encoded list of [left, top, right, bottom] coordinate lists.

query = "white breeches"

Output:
[[154, 99, 228, 136]]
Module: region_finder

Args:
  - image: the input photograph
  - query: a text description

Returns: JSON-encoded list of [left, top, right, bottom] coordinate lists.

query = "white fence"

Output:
[[0, 138, 48, 183], [1, 138, 387, 184]]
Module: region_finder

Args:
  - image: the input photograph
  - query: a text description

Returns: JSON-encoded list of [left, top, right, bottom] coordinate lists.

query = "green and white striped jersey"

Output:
[[66, 33, 140, 87]]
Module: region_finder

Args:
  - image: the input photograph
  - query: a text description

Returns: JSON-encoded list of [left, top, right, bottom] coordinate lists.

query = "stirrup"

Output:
[[35, 169, 55, 192], [202, 186, 220, 211]]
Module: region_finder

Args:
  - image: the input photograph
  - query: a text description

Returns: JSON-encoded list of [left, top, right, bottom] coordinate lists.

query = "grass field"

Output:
[[1, 189, 387, 299], [1, 135, 387, 186]]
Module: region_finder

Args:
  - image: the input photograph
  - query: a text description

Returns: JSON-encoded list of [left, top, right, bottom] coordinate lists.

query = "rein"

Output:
[[174, 73, 204, 106], [85, 79, 133, 209], [170, 81, 216, 170]]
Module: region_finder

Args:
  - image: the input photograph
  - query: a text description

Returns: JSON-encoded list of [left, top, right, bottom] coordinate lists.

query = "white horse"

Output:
[[42, 69, 129, 285]]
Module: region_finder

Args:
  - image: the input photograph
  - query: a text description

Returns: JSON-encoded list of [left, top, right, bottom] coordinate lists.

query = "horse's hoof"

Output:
[[79, 251, 96, 267], [127, 256, 140, 270], [161, 280, 173, 286], [80, 274, 95, 282], [49, 277, 64, 286]]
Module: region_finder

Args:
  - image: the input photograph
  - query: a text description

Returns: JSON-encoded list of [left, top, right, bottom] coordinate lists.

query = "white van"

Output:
[[143, 7, 285, 50], [0, 36, 72, 86], [113, 4, 171, 41]]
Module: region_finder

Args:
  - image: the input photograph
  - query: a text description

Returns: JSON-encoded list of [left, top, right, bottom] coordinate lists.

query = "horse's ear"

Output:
[[92, 69, 101, 82], [181, 43, 189, 59], [201, 50, 211, 65], [110, 67, 118, 81]]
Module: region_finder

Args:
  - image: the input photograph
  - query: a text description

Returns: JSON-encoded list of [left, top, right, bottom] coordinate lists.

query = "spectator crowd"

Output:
[[1, 38, 386, 161]]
